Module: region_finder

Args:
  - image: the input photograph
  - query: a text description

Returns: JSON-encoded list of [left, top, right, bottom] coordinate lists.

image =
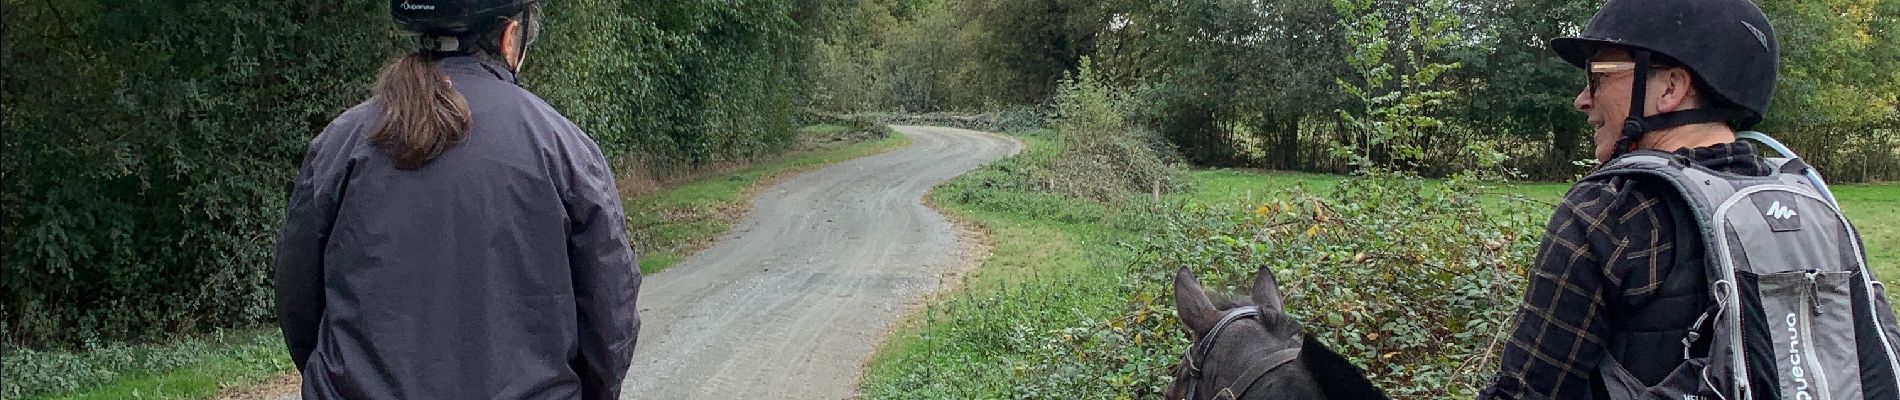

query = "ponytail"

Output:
[[370, 52, 471, 170]]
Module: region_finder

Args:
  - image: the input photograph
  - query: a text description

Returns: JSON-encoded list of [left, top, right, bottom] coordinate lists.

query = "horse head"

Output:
[[1166, 266, 1388, 400]]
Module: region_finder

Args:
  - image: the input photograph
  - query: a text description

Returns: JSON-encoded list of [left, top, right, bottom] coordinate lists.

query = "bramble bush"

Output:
[[1126, 171, 1545, 397]]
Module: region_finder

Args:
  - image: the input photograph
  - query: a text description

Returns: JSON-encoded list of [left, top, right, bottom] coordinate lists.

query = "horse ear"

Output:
[[1173, 268, 1219, 340], [1251, 265, 1285, 312]]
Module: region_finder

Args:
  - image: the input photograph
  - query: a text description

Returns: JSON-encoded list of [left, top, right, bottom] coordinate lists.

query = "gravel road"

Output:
[[619, 126, 1020, 399]]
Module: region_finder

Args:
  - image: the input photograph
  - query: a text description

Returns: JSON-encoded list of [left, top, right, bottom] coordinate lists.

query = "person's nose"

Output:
[[1574, 86, 1593, 113]]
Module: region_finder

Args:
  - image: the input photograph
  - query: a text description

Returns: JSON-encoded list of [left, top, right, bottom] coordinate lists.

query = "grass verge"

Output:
[[4, 329, 291, 400], [861, 130, 1173, 398], [626, 124, 911, 273]]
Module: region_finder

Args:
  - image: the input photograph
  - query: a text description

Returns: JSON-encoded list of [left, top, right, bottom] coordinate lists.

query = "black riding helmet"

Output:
[[392, 0, 541, 54], [1550, 0, 1778, 155]]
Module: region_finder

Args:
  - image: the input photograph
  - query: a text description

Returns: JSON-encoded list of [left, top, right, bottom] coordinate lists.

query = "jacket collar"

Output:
[[437, 55, 517, 85], [1671, 141, 1771, 177]]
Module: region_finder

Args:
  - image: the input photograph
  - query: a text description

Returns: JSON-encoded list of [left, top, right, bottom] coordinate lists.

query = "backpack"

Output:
[[1582, 132, 1900, 400]]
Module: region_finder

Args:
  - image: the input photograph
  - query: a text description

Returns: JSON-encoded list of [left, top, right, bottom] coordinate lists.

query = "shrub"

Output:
[[1023, 59, 1184, 203], [1, 1, 391, 347]]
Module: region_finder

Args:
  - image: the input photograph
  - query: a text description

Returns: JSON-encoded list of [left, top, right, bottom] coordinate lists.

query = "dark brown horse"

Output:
[[1166, 266, 1389, 400]]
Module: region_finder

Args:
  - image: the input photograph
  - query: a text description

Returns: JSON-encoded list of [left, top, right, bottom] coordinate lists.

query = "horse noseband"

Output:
[[1183, 306, 1303, 400]]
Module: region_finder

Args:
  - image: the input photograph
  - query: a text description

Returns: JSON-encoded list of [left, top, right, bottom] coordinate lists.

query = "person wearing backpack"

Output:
[[1477, 0, 1900, 399], [273, 1, 641, 398]]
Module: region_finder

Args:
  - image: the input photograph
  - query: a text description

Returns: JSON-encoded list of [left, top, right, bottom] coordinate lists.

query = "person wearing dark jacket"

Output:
[[1478, 0, 1782, 398], [273, 1, 640, 399]]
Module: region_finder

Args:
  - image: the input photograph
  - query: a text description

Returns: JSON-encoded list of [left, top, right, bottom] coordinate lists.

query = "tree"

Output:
[[1331, 0, 1465, 171], [1754, 0, 1900, 181], [1450, 0, 1597, 179], [1100, 0, 1350, 167]]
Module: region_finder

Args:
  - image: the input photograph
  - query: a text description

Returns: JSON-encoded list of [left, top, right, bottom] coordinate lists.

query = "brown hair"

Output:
[[369, 6, 541, 170], [370, 52, 472, 170]]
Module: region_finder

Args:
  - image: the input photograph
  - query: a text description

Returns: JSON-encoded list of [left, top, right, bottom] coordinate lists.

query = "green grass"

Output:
[[626, 125, 911, 273], [795, 123, 855, 138], [936, 212, 1091, 296], [39, 338, 289, 400], [861, 194, 1142, 398], [862, 207, 1097, 373], [7, 329, 292, 400], [1836, 183, 1900, 286], [1182, 168, 1570, 209]]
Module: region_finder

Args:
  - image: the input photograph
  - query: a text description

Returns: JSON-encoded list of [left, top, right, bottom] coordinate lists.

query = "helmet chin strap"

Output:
[[1612, 49, 1744, 158], [509, 27, 529, 73], [1614, 50, 1654, 156]]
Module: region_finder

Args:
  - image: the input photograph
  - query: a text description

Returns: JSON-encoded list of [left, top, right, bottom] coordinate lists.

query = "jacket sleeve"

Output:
[[1481, 180, 1657, 399], [563, 139, 642, 400], [273, 136, 346, 371]]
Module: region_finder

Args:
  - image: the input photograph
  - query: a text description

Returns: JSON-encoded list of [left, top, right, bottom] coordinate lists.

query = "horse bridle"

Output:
[[1180, 306, 1304, 400]]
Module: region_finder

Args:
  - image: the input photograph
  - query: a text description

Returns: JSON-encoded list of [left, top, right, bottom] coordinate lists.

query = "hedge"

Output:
[[2, 0, 819, 348]]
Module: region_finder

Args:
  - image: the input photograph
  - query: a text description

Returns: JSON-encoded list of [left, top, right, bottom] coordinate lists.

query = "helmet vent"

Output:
[[1741, 21, 1769, 52]]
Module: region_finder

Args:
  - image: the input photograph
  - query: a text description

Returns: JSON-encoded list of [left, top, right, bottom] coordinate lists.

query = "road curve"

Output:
[[620, 126, 1020, 399]]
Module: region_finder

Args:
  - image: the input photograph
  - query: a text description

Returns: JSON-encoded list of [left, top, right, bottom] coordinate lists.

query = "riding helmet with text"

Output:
[[391, 0, 541, 53]]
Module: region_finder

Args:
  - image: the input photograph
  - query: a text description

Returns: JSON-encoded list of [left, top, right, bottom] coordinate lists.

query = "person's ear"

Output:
[[1657, 68, 1697, 112], [500, 19, 524, 69]]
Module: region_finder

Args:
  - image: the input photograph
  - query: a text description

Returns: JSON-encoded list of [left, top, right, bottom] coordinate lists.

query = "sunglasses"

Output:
[[1585, 61, 1637, 95]]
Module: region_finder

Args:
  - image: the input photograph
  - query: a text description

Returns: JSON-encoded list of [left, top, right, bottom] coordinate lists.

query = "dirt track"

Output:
[[619, 126, 1020, 399]]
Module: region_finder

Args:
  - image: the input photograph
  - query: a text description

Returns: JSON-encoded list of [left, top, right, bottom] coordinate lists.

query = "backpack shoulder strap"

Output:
[[1581, 151, 1741, 281], [1582, 151, 1734, 226]]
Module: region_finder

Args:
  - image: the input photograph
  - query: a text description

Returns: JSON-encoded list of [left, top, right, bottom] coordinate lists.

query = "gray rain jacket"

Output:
[[274, 56, 640, 400]]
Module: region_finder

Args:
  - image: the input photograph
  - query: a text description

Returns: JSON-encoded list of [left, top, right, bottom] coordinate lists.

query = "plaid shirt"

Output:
[[1478, 142, 1771, 399]]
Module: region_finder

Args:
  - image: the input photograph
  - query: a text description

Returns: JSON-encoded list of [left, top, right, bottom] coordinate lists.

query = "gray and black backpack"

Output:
[[1582, 132, 1900, 400]]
